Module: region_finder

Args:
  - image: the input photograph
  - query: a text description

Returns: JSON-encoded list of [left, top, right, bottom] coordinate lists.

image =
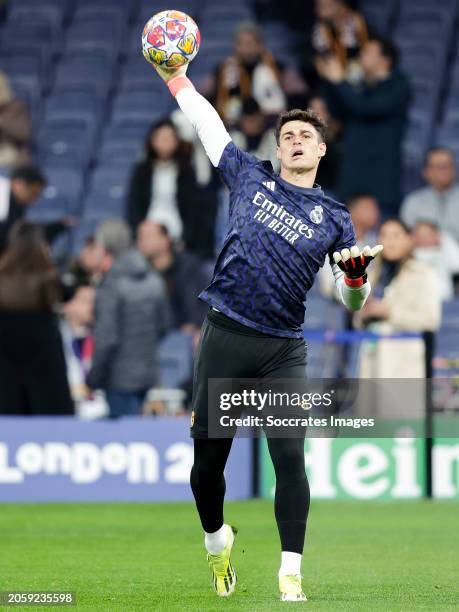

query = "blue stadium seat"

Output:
[[119, 55, 157, 88], [303, 293, 344, 330], [441, 299, 459, 329], [102, 119, 152, 145], [82, 193, 126, 219], [395, 10, 452, 49], [9, 77, 42, 128], [1, 16, 61, 57], [157, 331, 193, 388], [38, 118, 97, 169], [44, 90, 100, 125], [398, 42, 444, 81], [137, 0, 200, 25], [435, 329, 459, 359], [361, 0, 396, 34], [200, 4, 253, 23], [73, 1, 134, 23], [0, 51, 47, 94], [65, 18, 123, 58], [98, 140, 143, 166], [409, 78, 439, 115], [83, 166, 131, 218], [7, 0, 73, 22], [42, 166, 84, 214], [111, 87, 167, 124], [54, 52, 114, 100], [72, 6, 127, 38], [7, 4, 65, 29], [436, 110, 459, 146]]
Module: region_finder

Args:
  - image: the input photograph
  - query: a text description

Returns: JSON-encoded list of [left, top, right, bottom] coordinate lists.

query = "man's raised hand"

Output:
[[333, 245, 383, 287], [153, 63, 188, 83]]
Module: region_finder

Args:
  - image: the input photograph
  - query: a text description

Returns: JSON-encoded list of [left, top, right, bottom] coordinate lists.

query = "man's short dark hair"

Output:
[[347, 193, 378, 209], [424, 146, 455, 166], [11, 165, 47, 186], [275, 109, 327, 145], [369, 35, 399, 68]]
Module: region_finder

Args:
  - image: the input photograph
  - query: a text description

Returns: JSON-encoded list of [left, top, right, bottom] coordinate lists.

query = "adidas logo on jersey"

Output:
[[262, 180, 276, 191]]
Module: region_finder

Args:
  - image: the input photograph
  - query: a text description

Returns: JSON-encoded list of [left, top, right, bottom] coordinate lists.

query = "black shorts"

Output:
[[190, 309, 307, 439]]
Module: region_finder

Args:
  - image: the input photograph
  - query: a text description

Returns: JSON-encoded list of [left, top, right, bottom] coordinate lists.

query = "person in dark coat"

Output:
[[0, 165, 70, 255], [0, 221, 74, 414], [87, 219, 171, 417], [136, 220, 210, 334], [126, 119, 217, 259], [317, 35, 410, 216]]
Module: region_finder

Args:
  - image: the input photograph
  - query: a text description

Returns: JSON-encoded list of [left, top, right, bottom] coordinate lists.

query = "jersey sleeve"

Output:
[[217, 141, 261, 189]]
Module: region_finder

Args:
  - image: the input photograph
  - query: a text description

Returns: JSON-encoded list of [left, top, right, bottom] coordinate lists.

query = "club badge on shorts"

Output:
[[310, 205, 323, 224]]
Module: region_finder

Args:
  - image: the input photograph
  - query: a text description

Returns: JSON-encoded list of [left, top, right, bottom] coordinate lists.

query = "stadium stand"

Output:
[[0, 0, 454, 411]]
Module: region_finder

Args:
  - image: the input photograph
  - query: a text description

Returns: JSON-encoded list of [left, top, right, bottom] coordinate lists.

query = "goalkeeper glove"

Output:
[[333, 244, 383, 287]]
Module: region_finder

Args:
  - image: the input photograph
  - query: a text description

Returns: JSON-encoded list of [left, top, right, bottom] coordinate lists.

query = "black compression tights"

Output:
[[190, 437, 310, 554]]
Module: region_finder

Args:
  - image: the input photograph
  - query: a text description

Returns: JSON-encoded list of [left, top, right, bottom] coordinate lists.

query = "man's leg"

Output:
[[190, 437, 237, 596], [190, 437, 233, 537], [267, 436, 310, 601]]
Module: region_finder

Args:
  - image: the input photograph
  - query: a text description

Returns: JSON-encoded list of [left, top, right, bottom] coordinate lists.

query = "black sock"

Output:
[[267, 437, 310, 554], [190, 438, 233, 533]]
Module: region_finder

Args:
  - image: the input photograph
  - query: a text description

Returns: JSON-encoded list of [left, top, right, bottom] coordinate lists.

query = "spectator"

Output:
[[355, 218, 441, 378], [347, 193, 380, 247], [230, 97, 279, 170], [61, 283, 100, 412], [308, 94, 342, 191], [301, 0, 368, 90], [126, 119, 216, 258], [64, 236, 104, 291], [0, 165, 70, 254], [87, 220, 170, 417], [0, 221, 73, 414], [0, 72, 32, 169], [203, 22, 286, 126], [412, 220, 459, 301], [137, 220, 210, 336], [400, 147, 459, 244], [317, 35, 410, 216], [313, 0, 368, 76]]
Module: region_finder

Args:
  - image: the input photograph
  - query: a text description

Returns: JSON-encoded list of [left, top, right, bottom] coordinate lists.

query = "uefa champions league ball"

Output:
[[142, 9, 201, 68]]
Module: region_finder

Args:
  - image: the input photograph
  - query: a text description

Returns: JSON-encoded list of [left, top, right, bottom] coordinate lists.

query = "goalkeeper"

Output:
[[153, 62, 382, 602]]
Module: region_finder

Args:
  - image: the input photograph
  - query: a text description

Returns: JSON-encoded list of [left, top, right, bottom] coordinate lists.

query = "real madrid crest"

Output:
[[310, 205, 323, 224]]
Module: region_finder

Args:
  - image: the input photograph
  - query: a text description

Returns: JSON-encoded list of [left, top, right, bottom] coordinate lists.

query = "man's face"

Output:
[[11, 179, 44, 205], [359, 41, 386, 78], [137, 221, 170, 259], [65, 286, 95, 328], [412, 222, 441, 248], [315, 0, 340, 21], [276, 121, 326, 174], [350, 196, 380, 231], [234, 31, 262, 64], [423, 150, 456, 191], [240, 112, 264, 137], [79, 240, 105, 274]]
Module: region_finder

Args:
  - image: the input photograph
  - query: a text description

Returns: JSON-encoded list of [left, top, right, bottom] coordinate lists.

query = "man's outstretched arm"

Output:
[[155, 65, 231, 167]]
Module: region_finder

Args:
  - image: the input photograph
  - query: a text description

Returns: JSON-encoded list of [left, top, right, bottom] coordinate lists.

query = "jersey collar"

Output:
[[275, 173, 324, 197]]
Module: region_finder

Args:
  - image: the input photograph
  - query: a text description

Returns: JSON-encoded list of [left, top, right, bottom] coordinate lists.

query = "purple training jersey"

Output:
[[199, 142, 356, 338]]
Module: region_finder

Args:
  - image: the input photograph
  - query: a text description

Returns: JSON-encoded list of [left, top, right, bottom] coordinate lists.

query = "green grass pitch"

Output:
[[1, 500, 458, 611]]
